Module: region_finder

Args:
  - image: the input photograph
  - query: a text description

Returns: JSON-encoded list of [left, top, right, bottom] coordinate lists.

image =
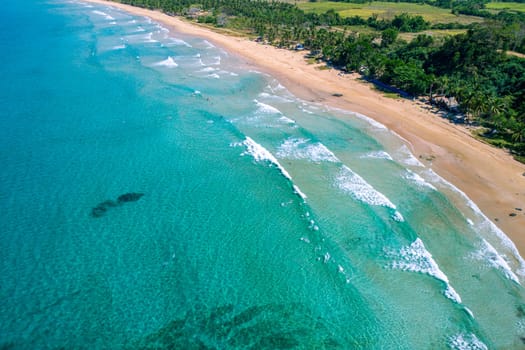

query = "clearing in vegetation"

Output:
[[485, 2, 525, 13], [296, 1, 484, 24]]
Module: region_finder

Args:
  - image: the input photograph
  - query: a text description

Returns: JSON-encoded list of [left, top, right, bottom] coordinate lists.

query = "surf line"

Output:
[[233, 136, 307, 200], [232, 136, 355, 284]]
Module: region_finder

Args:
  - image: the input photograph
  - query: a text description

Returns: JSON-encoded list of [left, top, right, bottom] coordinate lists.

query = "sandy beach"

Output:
[[85, 0, 525, 256]]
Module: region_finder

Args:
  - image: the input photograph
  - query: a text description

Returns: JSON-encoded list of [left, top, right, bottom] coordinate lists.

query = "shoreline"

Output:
[[84, 0, 525, 256]]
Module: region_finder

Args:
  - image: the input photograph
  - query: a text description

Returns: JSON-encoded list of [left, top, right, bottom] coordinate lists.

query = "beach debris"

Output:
[[332, 93, 343, 97], [516, 208, 522, 211], [419, 154, 436, 162], [510, 213, 518, 217], [91, 193, 144, 218]]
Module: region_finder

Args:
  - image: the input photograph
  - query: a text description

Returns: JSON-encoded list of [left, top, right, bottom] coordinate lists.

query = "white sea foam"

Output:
[[300, 236, 310, 244], [293, 185, 308, 199], [199, 67, 217, 73], [421, 168, 442, 183], [254, 100, 282, 115], [398, 145, 425, 167], [236, 137, 291, 180], [391, 211, 405, 222], [337, 264, 352, 283], [126, 32, 157, 43], [276, 138, 338, 163], [444, 286, 462, 304], [279, 116, 296, 125], [360, 150, 393, 161], [144, 32, 158, 43], [165, 38, 192, 47], [202, 40, 215, 48], [260, 88, 295, 103], [471, 239, 520, 284], [235, 137, 308, 199], [153, 57, 178, 68], [404, 170, 437, 191], [448, 333, 488, 350], [208, 55, 221, 65], [336, 166, 403, 221], [156, 25, 169, 33], [207, 73, 220, 79], [424, 168, 525, 280], [274, 83, 286, 91], [111, 44, 126, 50], [217, 69, 235, 76], [92, 10, 115, 20], [299, 106, 314, 114], [303, 103, 320, 111], [387, 238, 462, 304], [473, 215, 525, 278], [353, 112, 388, 130], [193, 58, 205, 66], [517, 319, 525, 334]]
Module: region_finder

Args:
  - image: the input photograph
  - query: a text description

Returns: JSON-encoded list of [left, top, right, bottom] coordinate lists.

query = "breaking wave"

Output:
[[233, 137, 306, 199], [153, 56, 178, 68], [386, 238, 462, 304], [336, 165, 404, 221], [276, 138, 339, 163], [448, 333, 488, 350]]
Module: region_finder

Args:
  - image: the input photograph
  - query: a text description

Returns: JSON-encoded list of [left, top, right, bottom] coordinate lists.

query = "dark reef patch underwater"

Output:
[[132, 303, 340, 349], [91, 192, 144, 218]]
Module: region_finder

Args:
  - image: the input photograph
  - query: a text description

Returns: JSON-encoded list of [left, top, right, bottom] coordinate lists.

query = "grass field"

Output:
[[332, 24, 467, 41], [398, 28, 468, 41], [296, 1, 484, 24], [485, 1, 525, 12]]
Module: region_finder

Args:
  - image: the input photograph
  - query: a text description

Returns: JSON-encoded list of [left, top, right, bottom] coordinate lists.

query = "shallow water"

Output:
[[1, 0, 525, 348]]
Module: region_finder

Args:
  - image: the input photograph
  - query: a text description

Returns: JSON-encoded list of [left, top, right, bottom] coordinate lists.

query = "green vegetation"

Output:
[[297, 1, 483, 24], [111, 0, 525, 161], [486, 2, 525, 13], [373, 86, 404, 98], [398, 28, 468, 41]]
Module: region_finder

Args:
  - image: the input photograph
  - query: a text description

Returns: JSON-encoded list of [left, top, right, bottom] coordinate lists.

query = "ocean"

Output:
[[1, 0, 525, 348]]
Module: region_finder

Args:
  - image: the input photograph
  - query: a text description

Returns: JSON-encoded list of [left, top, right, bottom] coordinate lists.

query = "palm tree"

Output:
[[511, 118, 525, 143], [463, 91, 489, 123]]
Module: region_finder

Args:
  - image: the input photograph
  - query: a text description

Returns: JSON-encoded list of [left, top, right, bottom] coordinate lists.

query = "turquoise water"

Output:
[[2, 1, 525, 348]]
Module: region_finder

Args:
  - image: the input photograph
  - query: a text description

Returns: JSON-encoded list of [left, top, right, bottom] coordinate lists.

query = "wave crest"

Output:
[[277, 138, 338, 163], [153, 57, 178, 68], [386, 238, 462, 304]]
